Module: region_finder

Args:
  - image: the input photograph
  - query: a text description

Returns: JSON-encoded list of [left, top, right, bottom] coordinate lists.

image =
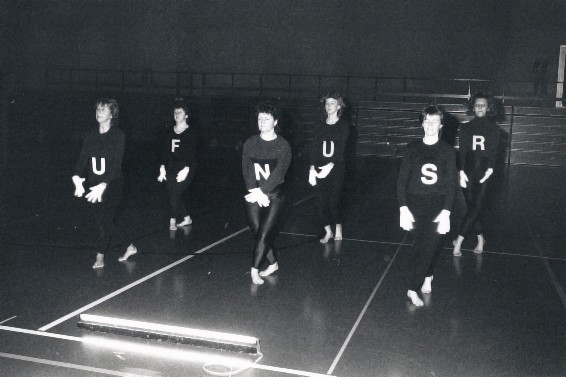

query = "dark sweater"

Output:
[[242, 134, 291, 193], [309, 118, 350, 166], [74, 126, 124, 185], [160, 125, 198, 174], [397, 139, 457, 211], [458, 117, 500, 172]]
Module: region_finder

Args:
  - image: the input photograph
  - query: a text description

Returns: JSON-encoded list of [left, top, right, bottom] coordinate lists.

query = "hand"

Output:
[[317, 163, 334, 179], [308, 169, 317, 186], [72, 176, 85, 197], [245, 188, 270, 207], [459, 170, 468, 188], [85, 183, 107, 203], [433, 209, 451, 234], [399, 206, 414, 231], [157, 165, 167, 182], [479, 168, 493, 184], [176, 167, 189, 182]]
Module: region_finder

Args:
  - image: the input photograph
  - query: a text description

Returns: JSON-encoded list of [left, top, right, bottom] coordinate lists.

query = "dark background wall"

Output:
[[1, 0, 565, 91]]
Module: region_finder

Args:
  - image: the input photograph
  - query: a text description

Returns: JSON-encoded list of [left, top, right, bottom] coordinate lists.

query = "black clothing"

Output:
[[242, 134, 291, 268], [74, 126, 125, 186], [310, 119, 350, 226]]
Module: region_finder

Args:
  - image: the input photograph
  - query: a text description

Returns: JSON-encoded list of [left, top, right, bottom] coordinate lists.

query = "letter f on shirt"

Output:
[[171, 139, 181, 153]]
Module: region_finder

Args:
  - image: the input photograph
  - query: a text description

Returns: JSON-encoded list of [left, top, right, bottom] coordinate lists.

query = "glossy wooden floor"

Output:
[[1, 150, 565, 377]]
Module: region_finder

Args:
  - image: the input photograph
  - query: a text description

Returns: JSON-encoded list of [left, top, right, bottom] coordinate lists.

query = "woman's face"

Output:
[[257, 112, 277, 133], [174, 108, 188, 123], [473, 98, 489, 118], [96, 104, 112, 124], [422, 114, 442, 137], [325, 98, 341, 116]]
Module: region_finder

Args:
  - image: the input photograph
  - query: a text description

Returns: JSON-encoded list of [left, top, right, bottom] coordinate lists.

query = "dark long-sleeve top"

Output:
[[74, 126, 124, 185], [242, 134, 291, 194], [160, 126, 198, 174], [309, 118, 350, 166], [458, 117, 500, 172], [397, 139, 458, 211]]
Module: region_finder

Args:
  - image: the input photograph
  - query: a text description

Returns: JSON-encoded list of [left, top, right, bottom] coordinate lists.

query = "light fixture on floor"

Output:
[[78, 314, 260, 354]]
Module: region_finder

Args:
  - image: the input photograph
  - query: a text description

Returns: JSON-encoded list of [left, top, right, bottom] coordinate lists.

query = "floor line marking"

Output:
[[0, 326, 335, 377], [280, 231, 566, 262], [290, 194, 314, 207], [326, 232, 409, 375], [0, 316, 17, 325], [38, 227, 249, 332], [0, 352, 140, 377]]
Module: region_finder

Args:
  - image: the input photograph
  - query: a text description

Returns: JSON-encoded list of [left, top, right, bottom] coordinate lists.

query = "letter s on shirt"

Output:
[[421, 163, 437, 185]]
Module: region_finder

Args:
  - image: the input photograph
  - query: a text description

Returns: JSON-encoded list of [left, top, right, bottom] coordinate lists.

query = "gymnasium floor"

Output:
[[1, 143, 565, 376]]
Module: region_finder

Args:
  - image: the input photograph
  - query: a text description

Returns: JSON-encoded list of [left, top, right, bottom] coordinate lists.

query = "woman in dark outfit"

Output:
[[309, 92, 350, 243], [157, 98, 198, 231], [397, 105, 457, 307], [72, 98, 136, 268], [453, 92, 500, 256], [242, 102, 291, 285]]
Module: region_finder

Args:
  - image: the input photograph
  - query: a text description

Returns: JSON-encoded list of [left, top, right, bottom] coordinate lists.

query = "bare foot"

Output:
[[334, 224, 343, 240], [453, 236, 464, 256], [473, 234, 485, 254], [251, 268, 264, 285], [320, 232, 333, 244], [407, 290, 423, 307], [177, 215, 192, 227], [259, 262, 278, 277], [93, 253, 105, 269], [421, 275, 433, 294], [118, 244, 137, 262]]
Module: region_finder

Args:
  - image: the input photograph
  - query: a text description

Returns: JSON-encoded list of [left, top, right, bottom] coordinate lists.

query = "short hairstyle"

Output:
[[95, 98, 119, 127], [467, 92, 497, 117], [173, 97, 191, 119], [321, 92, 346, 118], [419, 104, 444, 124], [255, 101, 279, 121]]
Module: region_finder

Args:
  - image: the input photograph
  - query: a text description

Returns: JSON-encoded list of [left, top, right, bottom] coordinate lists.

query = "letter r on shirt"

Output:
[[254, 163, 270, 180], [472, 135, 485, 151]]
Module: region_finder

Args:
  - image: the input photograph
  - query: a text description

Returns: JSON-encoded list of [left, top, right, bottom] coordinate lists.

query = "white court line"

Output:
[[281, 231, 566, 262], [326, 232, 409, 375], [290, 194, 314, 207], [0, 326, 335, 377], [0, 316, 17, 325], [38, 227, 249, 331], [0, 352, 140, 377]]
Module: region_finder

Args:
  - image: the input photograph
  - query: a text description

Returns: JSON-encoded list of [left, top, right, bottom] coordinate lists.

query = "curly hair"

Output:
[[467, 92, 497, 117], [173, 97, 191, 119], [321, 92, 346, 118], [255, 101, 279, 121], [419, 104, 444, 125]]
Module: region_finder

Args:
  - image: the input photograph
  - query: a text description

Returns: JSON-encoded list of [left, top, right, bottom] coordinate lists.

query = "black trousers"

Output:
[[246, 188, 285, 269], [166, 172, 192, 220], [85, 179, 124, 255], [314, 161, 345, 226], [459, 169, 490, 236], [407, 194, 445, 292]]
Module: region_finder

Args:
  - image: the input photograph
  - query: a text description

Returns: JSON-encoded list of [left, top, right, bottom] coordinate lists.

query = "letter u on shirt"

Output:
[[92, 157, 106, 175]]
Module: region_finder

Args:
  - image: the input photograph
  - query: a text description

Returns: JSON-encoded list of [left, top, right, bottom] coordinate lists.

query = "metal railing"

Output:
[[45, 68, 565, 107]]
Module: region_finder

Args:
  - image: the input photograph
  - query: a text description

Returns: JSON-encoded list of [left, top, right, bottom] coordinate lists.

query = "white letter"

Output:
[[92, 157, 106, 175], [421, 163, 437, 185], [322, 141, 334, 157], [171, 139, 181, 153], [472, 135, 485, 151], [254, 163, 270, 180]]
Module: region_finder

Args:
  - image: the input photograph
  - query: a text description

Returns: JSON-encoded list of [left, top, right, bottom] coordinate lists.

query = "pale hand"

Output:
[[479, 168, 493, 184], [72, 176, 85, 197], [157, 165, 167, 182], [176, 167, 189, 182], [459, 170, 468, 188], [85, 183, 107, 203], [399, 206, 415, 231], [433, 209, 451, 234], [308, 169, 317, 186]]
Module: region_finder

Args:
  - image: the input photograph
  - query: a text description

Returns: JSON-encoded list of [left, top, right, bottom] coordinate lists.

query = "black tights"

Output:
[[459, 170, 490, 236], [166, 174, 191, 220], [88, 180, 124, 255], [407, 194, 445, 292], [314, 162, 345, 226], [246, 189, 285, 269]]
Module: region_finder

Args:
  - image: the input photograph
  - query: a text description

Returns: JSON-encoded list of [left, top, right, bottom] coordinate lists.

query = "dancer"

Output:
[[242, 102, 291, 285], [397, 105, 457, 307], [452, 92, 500, 256], [72, 98, 137, 268], [309, 92, 350, 243], [158, 98, 198, 231]]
